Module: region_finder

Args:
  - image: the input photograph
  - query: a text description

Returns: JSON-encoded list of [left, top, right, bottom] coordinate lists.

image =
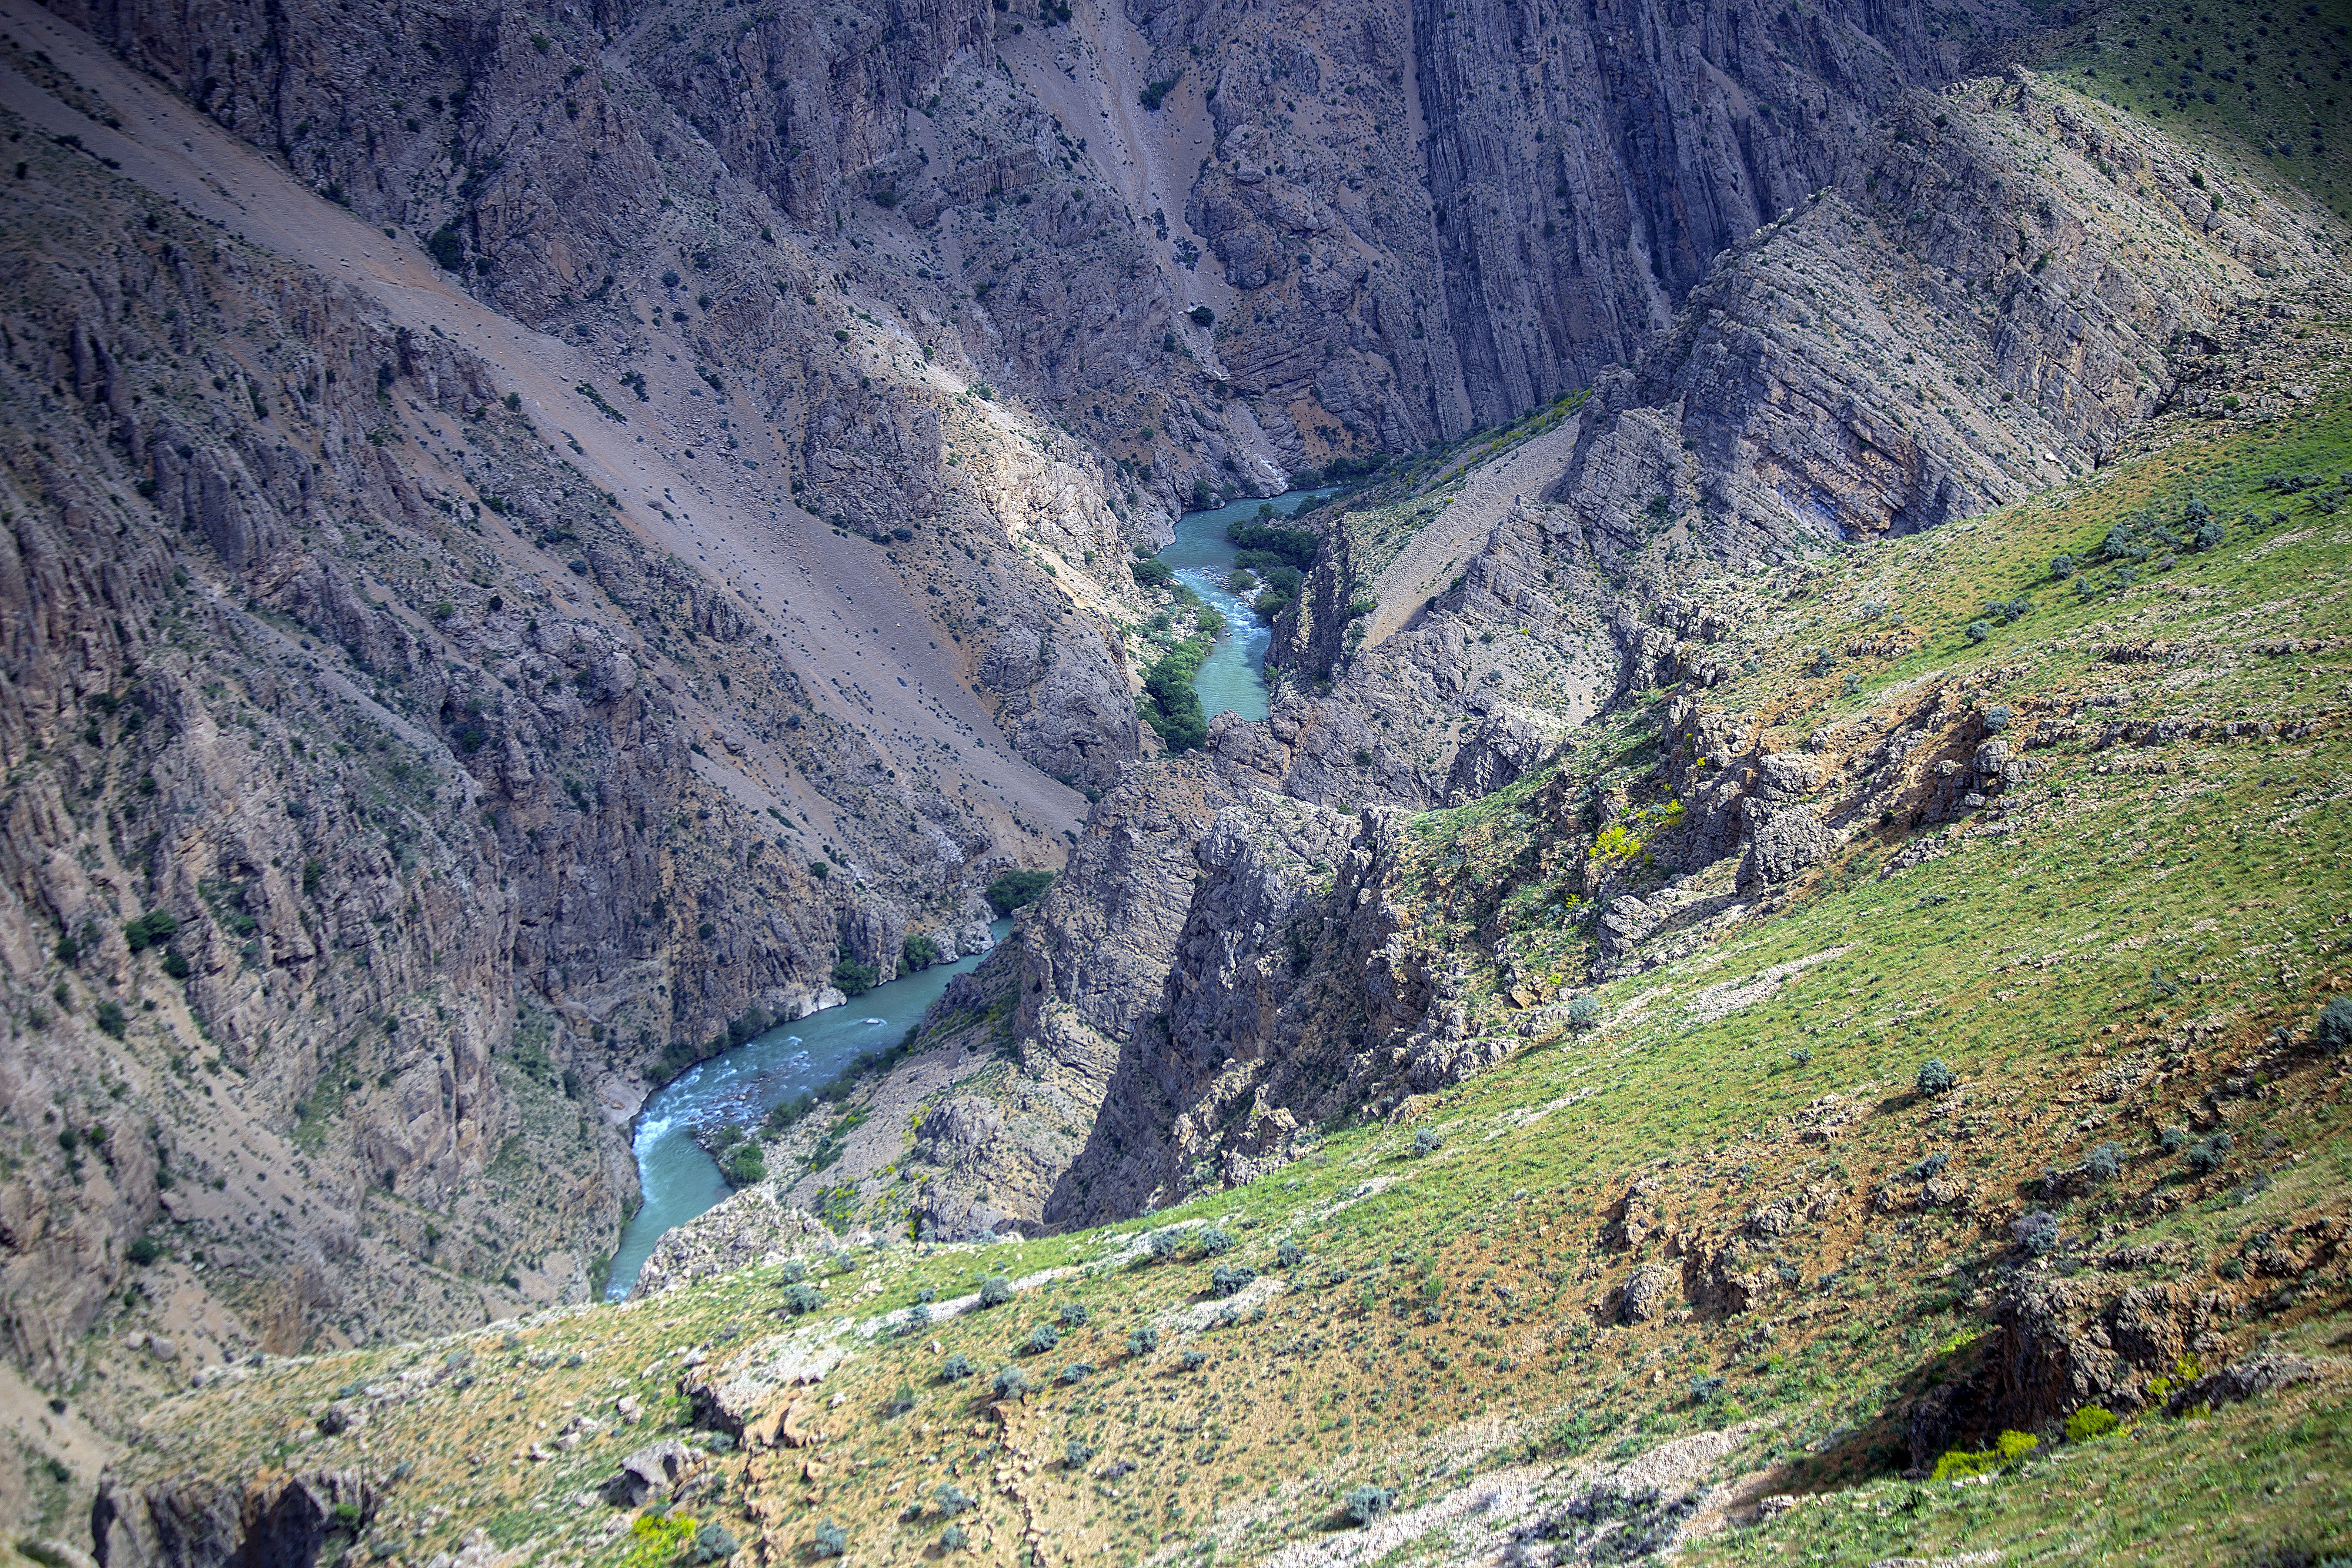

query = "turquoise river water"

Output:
[[1156, 489, 1334, 720], [603, 921, 1008, 1299]]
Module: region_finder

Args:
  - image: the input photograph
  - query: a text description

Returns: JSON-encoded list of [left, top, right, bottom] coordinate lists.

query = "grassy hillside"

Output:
[[2039, 0, 2352, 220], [89, 372, 2352, 1564]]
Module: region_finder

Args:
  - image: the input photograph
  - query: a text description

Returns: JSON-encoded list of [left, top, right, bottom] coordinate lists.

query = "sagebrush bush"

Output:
[[1412, 1125, 1443, 1155], [991, 1365, 1028, 1399], [1276, 1239, 1305, 1269], [782, 1282, 825, 1315], [1059, 1361, 1095, 1384], [939, 1525, 967, 1553], [1147, 1230, 1180, 1261], [2084, 1142, 2123, 1182], [810, 1522, 846, 1559], [2185, 1131, 2233, 1175], [1210, 1263, 1258, 1298], [780, 1258, 807, 1284], [1127, 1325, 1160, 1356], [940, 1353, 974, 1383], [1179, 1349, 1207, 1371], [1567, 994, 1602, 1032], [1916, 1058, 1957, 1096], [1198, 1226, 1235, 1256], [887, 1382, 916, 1416], [2012, 1209, 2061, 1256], [1065, 1438, 1094, 1467], [1344, 1485, 1395, 1526], [1057, 1300, 1091, 1327], [1022, 1323, 1061, 1355], [2159, 1124, 2189, 1154], [2050, 553, 2075, 579], [2317, 995, 2352, 1054], [935, 1484, 975, 1517], [977, 1275, 1013, 1307]]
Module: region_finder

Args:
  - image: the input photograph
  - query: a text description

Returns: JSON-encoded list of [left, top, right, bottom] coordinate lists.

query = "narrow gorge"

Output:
[[1, 0, 2347, 1560]]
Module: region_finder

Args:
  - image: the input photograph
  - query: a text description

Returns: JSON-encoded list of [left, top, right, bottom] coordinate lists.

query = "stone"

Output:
[[1621, 1265, 1680, 1324], [607, 1440, 695, 1508]]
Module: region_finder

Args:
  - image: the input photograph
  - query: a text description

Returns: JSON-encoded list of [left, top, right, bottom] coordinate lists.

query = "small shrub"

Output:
[[1127, 1326, 1160, 1357], [1982, 704, 2012, 732], [938, 1524, 967, 1553], [2084, 1142, 2123, 1182], [123, 910, 180, 952], [1965, 618, 1992, 644], [809, 1522, 846, 1559], [991, 1365, 1028, 1400], [94, 999, 126, 1038], [1916, 1058, 1957, 1096], [1688, 1375, 1725, 1403], [780, 1258, 807, 1283], [2012, 1209, 2062, 1256], [940, 1353, 974, 1383], [2159, 1124, 2189, 1154], [1064, 1437, 1094, 1467], [2050, 554, 2075, 579], [2185, 1131, 2233, 1175], [1198, 1226, 1235, 1256], [783, 1282, 825, 1315], [2316, 995, 2352, 1054], [1146, 1230, 1180, 1262], [1178, 1349, 1207, 1371], [1059, 1361, 1094, 1384], [1909, 1149, 1950, 1181], [887, 1382, 916, 1416], [1276, 1239, 1305, 1269], [1566, 994, 1602, 1032], [1058, 1300, 1091, 1327], [1343, 1485, 1395, 1527], [977, 1275, 1013, 1307], [1411, 1125, 1443, 1156], [691, 1523, 740, 1563], [2064, 1406, 2120, 1443], [934, 1483, 975, 1517], [1210, 1263, 1257, 1298], [126, 1235, 161, 1266], [1929, 1427, 2036, 1483], [1022, 1322, 1061, 1355]]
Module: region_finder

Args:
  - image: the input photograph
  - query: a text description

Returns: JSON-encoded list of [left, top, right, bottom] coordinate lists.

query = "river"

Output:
[[600, 489, 1331, 1297], [1155, 489, 1336, 720], [602, 921, 1010, 1299]]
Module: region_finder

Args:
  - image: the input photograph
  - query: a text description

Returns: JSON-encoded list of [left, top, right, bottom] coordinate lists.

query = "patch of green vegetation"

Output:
[[985, 868, 1055, 916], [2039, 0, 2352, 220]]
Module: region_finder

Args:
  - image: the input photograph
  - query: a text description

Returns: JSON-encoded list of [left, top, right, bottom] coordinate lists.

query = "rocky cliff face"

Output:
[[1547, 68, 2344, 566], [1122, 0, 2033, 464], [0, 0, 1159, 1422]]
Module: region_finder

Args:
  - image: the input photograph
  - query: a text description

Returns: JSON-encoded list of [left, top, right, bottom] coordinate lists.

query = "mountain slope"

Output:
[[83, 390, 2352, 1566]]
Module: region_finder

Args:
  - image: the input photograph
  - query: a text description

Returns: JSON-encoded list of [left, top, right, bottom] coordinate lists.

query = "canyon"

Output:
[[0, 0, 2346, 1556]]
